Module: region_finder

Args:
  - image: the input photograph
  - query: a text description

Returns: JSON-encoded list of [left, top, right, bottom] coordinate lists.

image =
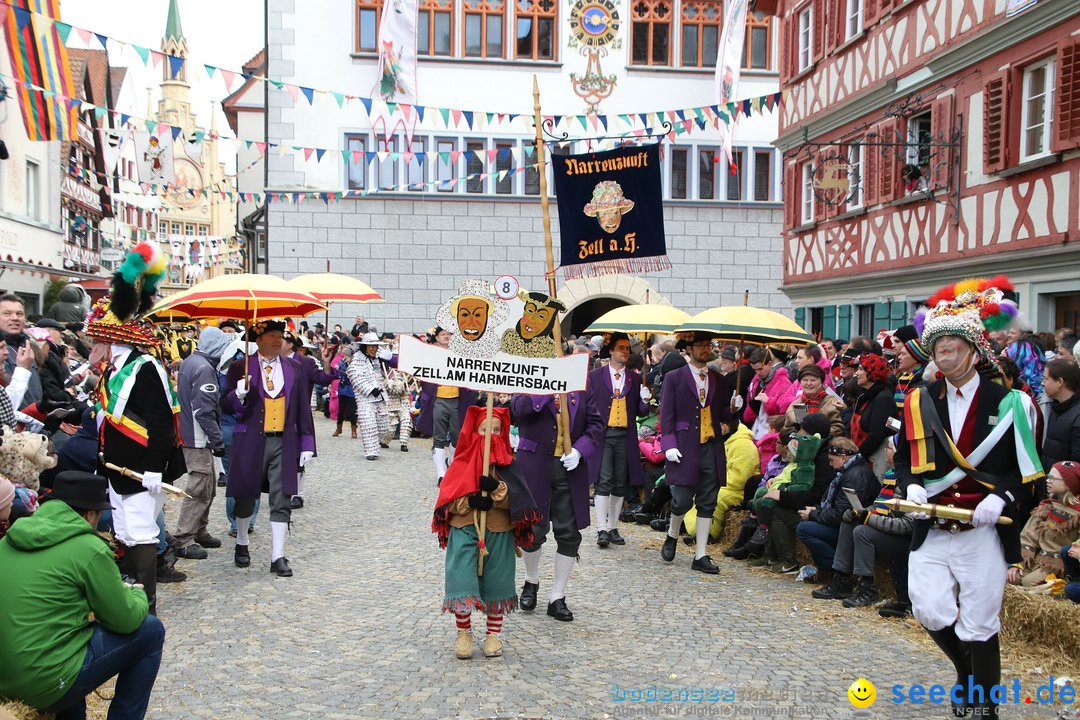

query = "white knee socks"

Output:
[[433, 447, 448, 479], [695, 515, 712, 559], [668, 513, 684, 540], [609, 496, 624, 532], [235, 516, 251, 546], [523, 548, 542, 584], [447, 444, 456, 464], [550, 553, 575, 602], [270, 521, 288, 562], [594, 494, 610, 532], [295, 470, 305, 499]]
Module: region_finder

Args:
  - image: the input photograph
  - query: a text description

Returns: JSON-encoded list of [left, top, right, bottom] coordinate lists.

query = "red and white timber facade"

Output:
[[767, 0, 1080, 338]]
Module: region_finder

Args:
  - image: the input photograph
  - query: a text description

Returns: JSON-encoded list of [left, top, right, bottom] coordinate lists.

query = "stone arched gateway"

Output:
[[556, 275, 673, 337]]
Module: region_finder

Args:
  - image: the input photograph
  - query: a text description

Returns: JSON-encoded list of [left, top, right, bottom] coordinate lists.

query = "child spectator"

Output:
[[755, 415, 784, 476], [1011, 461, 1080, 587]]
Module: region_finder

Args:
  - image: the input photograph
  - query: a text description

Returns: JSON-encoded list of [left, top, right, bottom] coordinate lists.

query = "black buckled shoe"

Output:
[[234, 544, 251, 568], [596, 530, 610, 548], [270, 557, 293, 577], [608, 528, 626, 545], [660, 536, 677, 562], [519, 581, 539, 611], [691, 554, 720, 574], [546, 598, 574, 622]]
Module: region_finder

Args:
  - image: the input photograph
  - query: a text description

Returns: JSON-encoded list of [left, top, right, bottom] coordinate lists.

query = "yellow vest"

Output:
[[264, 395, 286, 432], [700, 406, 715, 444], [436, 385, 459, 399], [608, 397, 628, 428]]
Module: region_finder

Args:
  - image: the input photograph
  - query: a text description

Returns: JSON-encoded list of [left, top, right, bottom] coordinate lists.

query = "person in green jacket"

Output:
[[0, 471, 165, 719]]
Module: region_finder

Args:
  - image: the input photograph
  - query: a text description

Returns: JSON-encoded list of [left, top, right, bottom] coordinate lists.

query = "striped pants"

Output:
[[387, 394, 413, 447], [358, 399, 390, 457]]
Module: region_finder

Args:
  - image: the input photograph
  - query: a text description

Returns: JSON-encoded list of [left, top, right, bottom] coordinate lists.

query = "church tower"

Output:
[[157, 0, 195, 132]]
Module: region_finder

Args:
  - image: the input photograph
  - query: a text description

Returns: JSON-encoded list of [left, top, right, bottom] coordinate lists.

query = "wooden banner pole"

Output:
[[533, 75, 573, 453], [477, 392, 495, 575]]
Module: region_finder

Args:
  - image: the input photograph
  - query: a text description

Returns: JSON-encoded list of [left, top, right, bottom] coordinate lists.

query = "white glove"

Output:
[[376, 347, 393, 361], [560, 448, 581, 471], [141, 471, 163, 495], [732, 395, 744, 411], [972, 494, 1006, 528], [299, 451, 314, 468], [640, 386, 651, 402], [665, 448, 682, 464], [905, 484, 929, 519], [235, 378, 249, 400]]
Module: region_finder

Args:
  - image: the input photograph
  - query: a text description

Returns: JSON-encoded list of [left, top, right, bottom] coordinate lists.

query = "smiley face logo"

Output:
[[848, 678, 876, 709]]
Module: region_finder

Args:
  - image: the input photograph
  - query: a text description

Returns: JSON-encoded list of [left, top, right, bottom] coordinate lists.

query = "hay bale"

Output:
[[0, 699, 46, 720], [1001, 586, 1080, 664]]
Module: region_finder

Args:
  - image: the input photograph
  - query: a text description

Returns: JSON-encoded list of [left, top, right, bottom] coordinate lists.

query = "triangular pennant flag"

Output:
[[315, 148, 326, 162], [451, 109, 463, 126], [150, 50, 164, 68], [93, 106, 106, 120], [54, 21, 72, 44], [638, 113, 648, 126], [171, 126, 182, 140], [286, 83, 301, 102], [220, 69, 237, 89], [360, 97, 372, 113], [439, 107, 451, 125], [255, 142, 266, 156], [462, 111, 474, 128], [415, 105, 425, 123], [451, 150, 461, 163], [75, 27, 93, 44], [332, 91, 345, 108], [204, 64, 217, 78], [352, 150, 364, 164], [95, 33, 108, 49], [299, 86, 315, 104], [146, 120, 157, 134], [743, 98, 752, 116], [341, 150, 350, 164], [303, 147, 315, 161]]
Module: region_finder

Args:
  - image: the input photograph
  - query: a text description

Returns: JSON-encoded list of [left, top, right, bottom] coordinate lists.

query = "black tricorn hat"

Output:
[[245, 320, 287, 342], [45, 471, 112, 511]]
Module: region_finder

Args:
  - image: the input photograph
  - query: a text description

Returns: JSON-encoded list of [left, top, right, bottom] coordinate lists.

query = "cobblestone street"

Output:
[[149, 416, 1048, 720]]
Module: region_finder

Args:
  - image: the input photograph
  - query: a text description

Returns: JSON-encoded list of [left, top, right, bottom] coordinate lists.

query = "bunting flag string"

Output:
[[0, 1, 784, 137]]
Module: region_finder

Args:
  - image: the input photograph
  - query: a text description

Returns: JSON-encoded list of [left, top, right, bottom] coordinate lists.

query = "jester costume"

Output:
[[433, 406, 539, 659], [89, 243, 185, 615], [896, 276, 1043, 719]]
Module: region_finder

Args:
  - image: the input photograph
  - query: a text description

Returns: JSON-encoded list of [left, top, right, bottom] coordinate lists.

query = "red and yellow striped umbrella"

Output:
[[147, 273, 327, 321]]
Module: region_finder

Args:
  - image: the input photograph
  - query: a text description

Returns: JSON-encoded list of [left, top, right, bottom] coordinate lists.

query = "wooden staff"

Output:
[[533, 75, 573, 454], [885, 498, 1013, 525], [99, 457, 191, 499], [476, 392, 496, 575]]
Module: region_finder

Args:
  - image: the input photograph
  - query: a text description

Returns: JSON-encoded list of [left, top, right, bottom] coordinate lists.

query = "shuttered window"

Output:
[[877, 117, 901, 203], [983, 71, 1010, 174], [1053, 38, 1080, 153]]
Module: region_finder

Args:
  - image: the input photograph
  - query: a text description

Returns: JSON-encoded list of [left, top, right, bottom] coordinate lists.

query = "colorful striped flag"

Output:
[[2, 0, 78, 140]]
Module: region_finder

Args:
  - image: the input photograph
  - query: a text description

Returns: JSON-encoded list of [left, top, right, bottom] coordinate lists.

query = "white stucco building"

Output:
[[265, 0, 786, 333]]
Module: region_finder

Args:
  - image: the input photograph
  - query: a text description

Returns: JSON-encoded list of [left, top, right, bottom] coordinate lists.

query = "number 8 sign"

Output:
[[493, 275, 520, 301]]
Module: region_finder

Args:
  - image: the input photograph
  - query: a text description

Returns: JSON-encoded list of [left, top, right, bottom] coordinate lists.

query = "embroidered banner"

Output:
[[551, 143, 668, 278], [715, 0, 748, 170], [2, 0, 77, 140]]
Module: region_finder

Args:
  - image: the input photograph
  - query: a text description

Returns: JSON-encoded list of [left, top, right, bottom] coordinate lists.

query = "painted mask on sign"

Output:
[[456, 298, 491, 342]]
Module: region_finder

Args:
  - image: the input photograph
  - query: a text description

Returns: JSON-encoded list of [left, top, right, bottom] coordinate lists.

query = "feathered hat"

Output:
[[913, 275, 1018, 366], [84, 241, 167, 348]]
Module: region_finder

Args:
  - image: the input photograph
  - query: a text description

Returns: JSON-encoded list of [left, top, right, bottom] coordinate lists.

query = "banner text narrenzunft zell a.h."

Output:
[[397, 335, 589, 395]]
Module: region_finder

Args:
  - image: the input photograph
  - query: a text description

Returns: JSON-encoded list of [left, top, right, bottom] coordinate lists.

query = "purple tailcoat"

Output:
[[586, 366, 649, 487], [415, 382, 477, 436], [511, 391, 605, 530], [222, 354, 316, 498], [659, 364, 732, 487]]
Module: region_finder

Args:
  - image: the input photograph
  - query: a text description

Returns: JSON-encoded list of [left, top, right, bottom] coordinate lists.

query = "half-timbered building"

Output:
[[768, 0, 1080, 337]]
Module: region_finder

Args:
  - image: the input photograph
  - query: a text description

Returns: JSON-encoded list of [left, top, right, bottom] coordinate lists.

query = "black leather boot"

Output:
[[129, 544, 159, 615], [519, 581, 539, 611], [925, 624, 973, 718], [722, 517, 758, 558], [732, 527, 768, 560], [968, 634, 1001, 719]]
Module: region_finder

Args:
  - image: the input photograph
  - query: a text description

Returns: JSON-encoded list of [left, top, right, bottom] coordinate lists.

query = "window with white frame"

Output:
[[346, 135, 366, 190], [801, 162, 814, 224], [436, 137, 456, 192], [466, 140, 484, 193], [726, 149, 745, 201], [378, 136, 398, 190], [845, 0, 862, 40], [25, 160, 40, 221], [671, 147, 689, 199], [797, 6, 812, 72], [753, 150, 771, 201], [847, 141, 863, 210], [698, 148, 717, 200], [407, 137, 425, 191], [1020, 57, 1056, 161]]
